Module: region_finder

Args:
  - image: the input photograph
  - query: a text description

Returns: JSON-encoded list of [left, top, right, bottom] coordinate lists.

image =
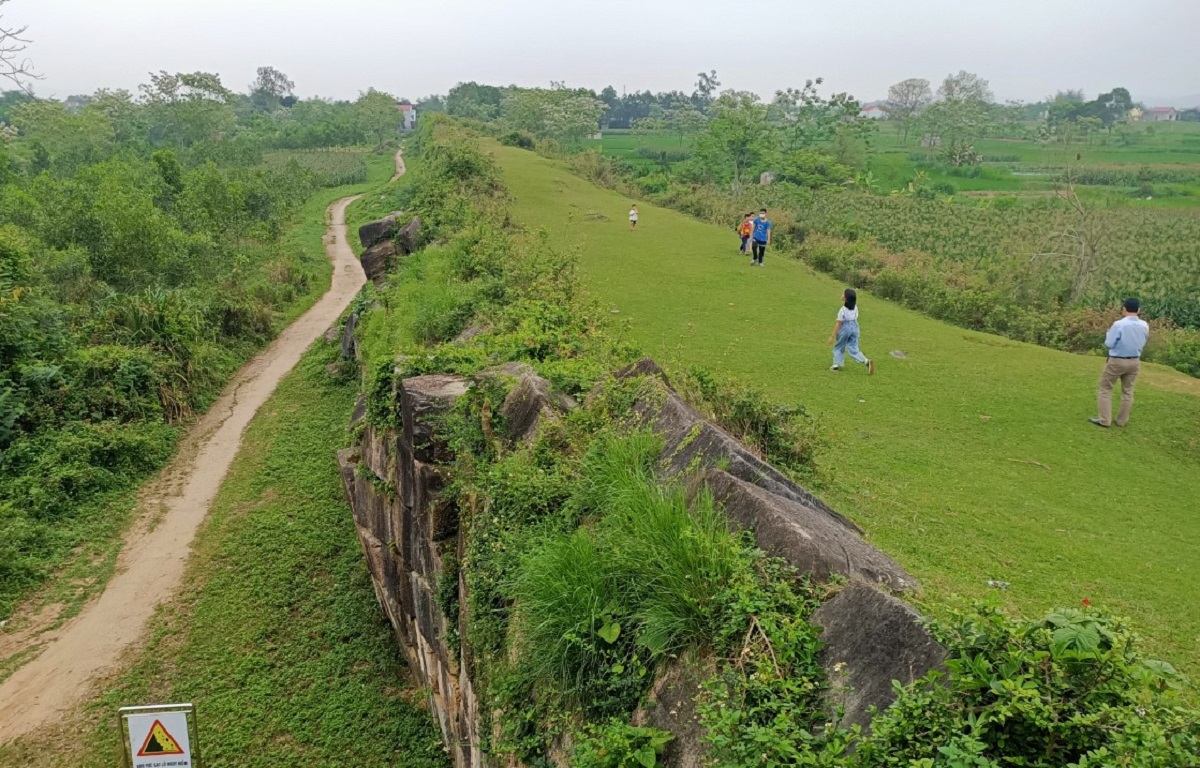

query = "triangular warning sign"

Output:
[[137, 719, 184, 756]]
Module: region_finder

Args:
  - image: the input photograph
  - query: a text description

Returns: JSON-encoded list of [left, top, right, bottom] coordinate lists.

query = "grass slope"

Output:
[[0, 342, 447, 768], [491, 143, 1200, 675]]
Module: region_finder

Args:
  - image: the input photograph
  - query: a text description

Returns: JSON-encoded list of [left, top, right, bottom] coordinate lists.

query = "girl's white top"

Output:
[[629, 209, 638, 221], [837, 306, 859, 322]]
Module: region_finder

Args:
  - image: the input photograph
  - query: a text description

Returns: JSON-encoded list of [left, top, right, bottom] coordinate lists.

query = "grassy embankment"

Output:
[[491, 141, 1200, 677], [0, 340, 448, 768], [0, 151, 395, 649]]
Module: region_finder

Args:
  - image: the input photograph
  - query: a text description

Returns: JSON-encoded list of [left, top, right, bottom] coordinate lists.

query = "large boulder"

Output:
[[358, 211, 404, 248], [703, 469, 916, 592], [479, 363, 578, 445], [396, 215, 422, 254], [633, 381, 861, 534], [614, 356, 672, 389], [811, 583, 947, 729], [400, 374, 472, 464], [360, 241, 398, 284]]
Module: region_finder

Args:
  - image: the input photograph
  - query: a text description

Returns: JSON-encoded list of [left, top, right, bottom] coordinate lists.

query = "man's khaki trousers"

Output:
[[1097, 357, 1140, 427]]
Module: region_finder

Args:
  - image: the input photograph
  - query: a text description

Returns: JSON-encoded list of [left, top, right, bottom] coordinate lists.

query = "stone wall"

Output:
[[339, 358, 945, 767]]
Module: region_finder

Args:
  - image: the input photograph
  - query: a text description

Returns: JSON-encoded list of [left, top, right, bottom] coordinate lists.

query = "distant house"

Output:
[[858, 102, 891, 120], [395, 102, 416, 131], [1142, 107, 1178, 122]]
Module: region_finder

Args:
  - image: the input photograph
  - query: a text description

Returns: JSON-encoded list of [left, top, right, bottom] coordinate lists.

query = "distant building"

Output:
[[395, 102, 416, 131], [1127, 106, 1143, 121], [858, 102, 891, 120], [1142, 107, 1178, 122]]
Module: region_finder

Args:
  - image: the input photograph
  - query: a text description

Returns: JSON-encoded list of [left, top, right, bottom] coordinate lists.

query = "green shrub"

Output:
[[500, 130, 536, 149], [573, 721, 674, 768], [855, 602, 1200, 767]]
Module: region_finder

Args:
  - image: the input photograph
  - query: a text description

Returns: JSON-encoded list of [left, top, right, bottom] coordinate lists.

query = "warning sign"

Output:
[[122, 707, 195, 768], [137, 720, 185, 756]]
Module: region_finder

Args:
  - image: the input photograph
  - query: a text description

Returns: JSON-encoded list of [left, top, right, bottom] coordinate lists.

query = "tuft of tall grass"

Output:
[[512, 431, 748, 701]]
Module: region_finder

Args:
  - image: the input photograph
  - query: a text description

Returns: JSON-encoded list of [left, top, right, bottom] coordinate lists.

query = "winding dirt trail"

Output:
[[0, 187, 375, 743]]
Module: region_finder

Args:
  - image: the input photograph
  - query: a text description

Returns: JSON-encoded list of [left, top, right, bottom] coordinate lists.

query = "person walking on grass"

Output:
[[737, 212, 754, 254], [628, 204, 639, 230], [1090, 297, 1149, 428], [828, 288, 875, 374], [750, 208, 771, 265]]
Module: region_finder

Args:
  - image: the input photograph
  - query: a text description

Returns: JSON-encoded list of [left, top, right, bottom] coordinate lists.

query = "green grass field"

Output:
[[601, 122, 1200, 204], [490, 142, 1200, 677], [589, 129, 695, 167], [0, 342, 448, 768]]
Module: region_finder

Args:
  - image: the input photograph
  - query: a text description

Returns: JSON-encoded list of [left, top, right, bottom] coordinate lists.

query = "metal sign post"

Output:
[[118, 704, 199, 768]]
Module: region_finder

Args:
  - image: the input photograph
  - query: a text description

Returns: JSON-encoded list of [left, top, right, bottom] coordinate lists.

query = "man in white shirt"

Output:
[[1090, 298, 1150, 428]]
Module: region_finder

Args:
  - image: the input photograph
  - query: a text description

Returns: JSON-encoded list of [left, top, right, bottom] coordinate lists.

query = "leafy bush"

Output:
[[573, 721, 674, 768], [500, 130, 536, 149], [855, 602, 1200, 767]]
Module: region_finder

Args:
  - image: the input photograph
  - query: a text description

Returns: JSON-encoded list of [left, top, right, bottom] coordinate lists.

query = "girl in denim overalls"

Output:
[[828, 288, 875, 375]]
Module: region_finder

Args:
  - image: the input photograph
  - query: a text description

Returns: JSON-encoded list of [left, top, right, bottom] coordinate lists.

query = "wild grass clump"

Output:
[[509, 432, 751, 714]]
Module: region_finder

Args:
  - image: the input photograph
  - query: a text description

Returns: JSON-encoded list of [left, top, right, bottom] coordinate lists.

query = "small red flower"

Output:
[[1081, 598, 1092, 608]]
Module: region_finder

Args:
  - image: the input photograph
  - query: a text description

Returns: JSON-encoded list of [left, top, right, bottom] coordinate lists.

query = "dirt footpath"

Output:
[[0, 193, 369, 744]]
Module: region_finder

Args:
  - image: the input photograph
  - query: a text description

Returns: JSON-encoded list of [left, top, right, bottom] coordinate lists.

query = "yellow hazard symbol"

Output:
[[137, 719, 184, 756]]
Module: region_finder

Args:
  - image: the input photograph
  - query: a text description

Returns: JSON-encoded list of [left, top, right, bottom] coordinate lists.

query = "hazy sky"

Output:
[[10, 0, 1200, 106]]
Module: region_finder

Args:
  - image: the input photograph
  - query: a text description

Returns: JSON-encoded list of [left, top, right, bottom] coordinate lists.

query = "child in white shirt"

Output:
[[828, 288, 875, 374]]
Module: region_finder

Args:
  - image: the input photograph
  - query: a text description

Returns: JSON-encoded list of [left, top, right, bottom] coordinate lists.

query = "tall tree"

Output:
[[918, 98, 993, 165], [1052, 89, 1086, 104], [249, 66, 295, 112], [665, 103, 706, 146], [769, 78, 862, 152], [887, 78, 933, 143], [1091, 87, 1133, 127], [138, 71, 236, 147], [694, 90, 773, 190], [415, 94, 446, 113], [356, 88, 400, 149], [446, 81, 503, 121], [502, 87, 604, 145], [938, 70, 994, 103], [692, 69, 721, 113]]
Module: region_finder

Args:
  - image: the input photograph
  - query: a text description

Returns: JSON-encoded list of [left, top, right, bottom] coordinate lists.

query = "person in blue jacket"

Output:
[[749, 208, 771, 266]]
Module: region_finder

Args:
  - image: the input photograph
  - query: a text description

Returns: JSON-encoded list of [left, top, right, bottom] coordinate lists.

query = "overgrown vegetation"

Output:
[[0, 72, 396, 620], [0, 343, 449, 768], [352, 117, 1200, 766]]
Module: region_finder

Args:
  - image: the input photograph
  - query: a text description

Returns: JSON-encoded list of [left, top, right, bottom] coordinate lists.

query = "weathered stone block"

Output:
[[614, 356, 672, 388], [360, 422, 399, 484], [811, 583, 947, 729], [703, 469, 916, 591], [401, 374, 472, 464], [358, 211, 403, 248], [396, 215, 422, 254], [633, 657, 715, 768], [634, 382, 861, 533], [360, 241, 398, 284], [340, 312, 359, 359]]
